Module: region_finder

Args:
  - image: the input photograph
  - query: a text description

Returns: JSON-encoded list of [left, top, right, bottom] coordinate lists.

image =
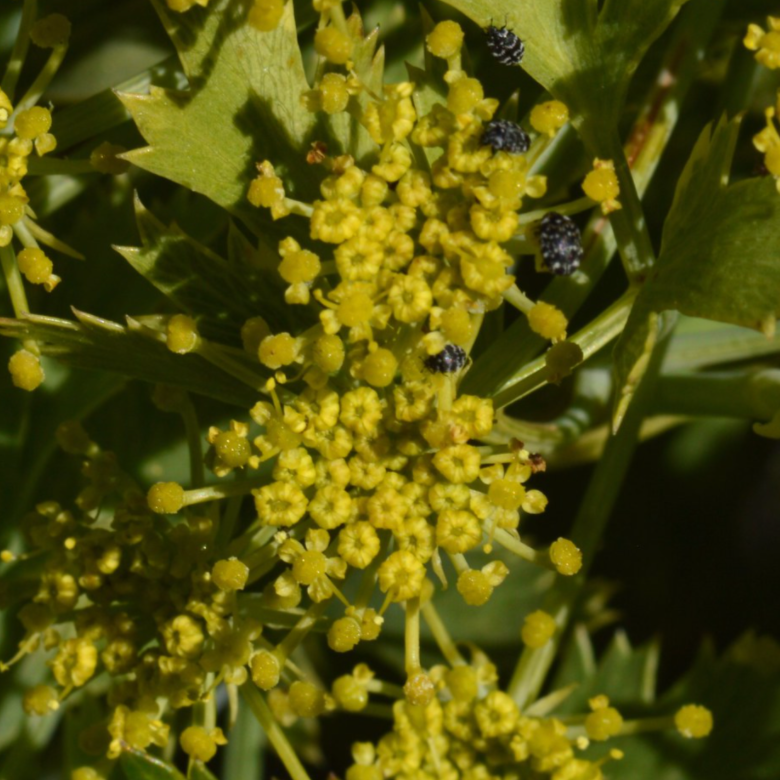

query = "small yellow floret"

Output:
[[427, 21, 464, 59], [23, 685, 60, 715], [15, 107, 52, 140], [521, 610, 557, 648], [674, 704, 713, 738], [180, 725, 227, 762], [332, 674, 368, 711], [585, 697, 624, 740], [0, 193, 26, 225], [528, 302, 568, 341], [258, 333, 299, 369], [166, 314, 200, 354], [318, 73, 350, 114], [314, 27, 354, 65], [488, 479, 525, 511], [530, 101, 570, 136], [17, 247, 54, 286], [147, 482, 185, 514], [212, 558, 249, 591], [447, 77, 484, 115], [361, 348, 398, 388], [457, 570, 492, 606], [213, 430, 252, 468], [248, 0, 285, 31], [0, 89, 13, 129], [440, 308, 472, 344], [549, 537, 582, 575], [8, 350, 44, 391], [289, 681, 328, 717], [251, 650, 281, 689], [328, 617, 362, 652], [582, 159, 622, 214]]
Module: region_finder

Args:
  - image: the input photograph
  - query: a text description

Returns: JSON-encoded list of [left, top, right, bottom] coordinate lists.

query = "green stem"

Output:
[[654, 369, 780, 421], [420, 600, 465, 667], [241, 686, 313, 780], [493, 528, 553, 569], [1, 0, 37, 100], [25, 157, 96, 176], [16, 44, 69, 114], [491, 290, 636, 409], [19, 217, 84, 260], [180, 396, 204, 488], [0, 243, 30, 317], [404, 597, 421, 674], [182, 474, 269, 507], [275, 602, 328, 661], [592, 131, 656, 282], [218, 492, 245, 549], [508, 315, 676, 708]]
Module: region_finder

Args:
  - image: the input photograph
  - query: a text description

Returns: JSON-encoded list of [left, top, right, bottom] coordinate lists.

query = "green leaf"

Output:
[[114, 195, 305, 340], [552, 630, 659, 713], [0, 311, 259, 407], [613, 116, 780, 428], [120, 747, 186, 780], [120, 0, 316, 239], [439, 0, 687, 136], [610, 633, 780, 780], [222, 701, 266, 780]]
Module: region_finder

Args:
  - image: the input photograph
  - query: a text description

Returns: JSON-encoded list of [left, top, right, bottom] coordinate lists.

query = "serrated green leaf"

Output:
[[440, 0, 687, 137], [553, 630, 659, 713], [120, 747, 186, 780], [120, 0, 316, 239], [609, 633, 780, 780], [0, 311, 259, 407], [114, 195, 305, 340], [613, 117, 780, 428]]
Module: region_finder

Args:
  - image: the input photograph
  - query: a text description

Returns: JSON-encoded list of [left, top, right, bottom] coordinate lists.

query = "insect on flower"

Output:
[[424, 344, 468, 374], [537, 212, 583, 276], [480, 119, 530, 154], [485, 25, 525, 66]]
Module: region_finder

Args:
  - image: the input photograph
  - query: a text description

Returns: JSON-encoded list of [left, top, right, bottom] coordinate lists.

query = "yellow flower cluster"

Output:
[[342, 663, 712, 780], [1, 5, 717, 775], [1, 424, 263, 762]]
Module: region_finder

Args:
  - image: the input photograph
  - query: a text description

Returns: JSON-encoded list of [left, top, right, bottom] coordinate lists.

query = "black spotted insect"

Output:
[[480, 119, 530, 154], [537, 212, 583, 276], [424, 344, 468, 374], [485, 24, 524, 66]]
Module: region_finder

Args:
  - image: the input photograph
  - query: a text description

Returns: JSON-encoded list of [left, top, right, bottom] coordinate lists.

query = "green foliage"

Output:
[[439, 0, 686, 138], [114, 196, 302, 340], [120, 0, 315, 239], [613, 117, 780, 428]]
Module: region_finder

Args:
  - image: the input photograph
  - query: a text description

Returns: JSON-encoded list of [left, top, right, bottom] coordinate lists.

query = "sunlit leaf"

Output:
[[439, 0, 687, 139], [119, 0, 316, 240]]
